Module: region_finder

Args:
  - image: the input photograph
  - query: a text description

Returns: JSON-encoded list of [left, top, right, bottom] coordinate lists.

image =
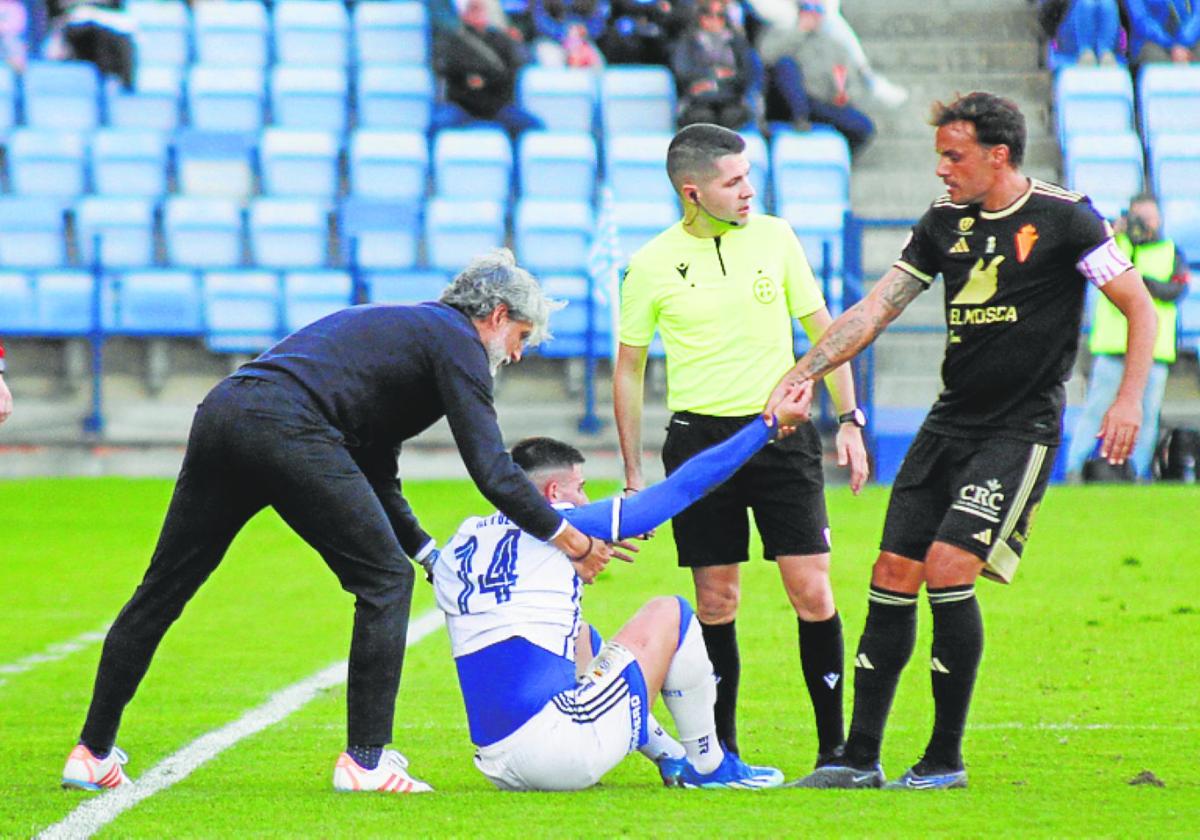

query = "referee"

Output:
[[614, 123, 868, 768], [62, 250, 614, 795]]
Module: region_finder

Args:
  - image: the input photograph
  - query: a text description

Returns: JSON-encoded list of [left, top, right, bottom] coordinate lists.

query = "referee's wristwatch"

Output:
[[837, 408, 866, 428]]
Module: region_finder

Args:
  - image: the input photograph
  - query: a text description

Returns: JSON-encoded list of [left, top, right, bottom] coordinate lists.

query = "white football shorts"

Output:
[[473, 641, 650, 791]]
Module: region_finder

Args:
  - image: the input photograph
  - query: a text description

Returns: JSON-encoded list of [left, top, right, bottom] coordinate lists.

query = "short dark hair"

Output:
[[930, 91, 1026, 167], [511, 436, 585, 475], [1129, 191, 1159, 208], [666, 123, 746, 193]]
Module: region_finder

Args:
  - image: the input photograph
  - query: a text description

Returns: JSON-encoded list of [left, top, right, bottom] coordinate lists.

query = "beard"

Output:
[[485, 335, 510, 376]]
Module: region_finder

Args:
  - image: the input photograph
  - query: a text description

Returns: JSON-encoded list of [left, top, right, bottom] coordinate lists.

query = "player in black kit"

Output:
[[768, 92, 1158, 790]]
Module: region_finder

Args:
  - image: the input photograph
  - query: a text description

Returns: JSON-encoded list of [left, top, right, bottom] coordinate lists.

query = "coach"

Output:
[[63, 250, 613, 795]]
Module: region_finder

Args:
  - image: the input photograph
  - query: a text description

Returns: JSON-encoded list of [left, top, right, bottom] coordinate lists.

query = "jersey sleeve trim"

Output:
[[893, 260, 934, 286], [1077, 238, 1134, 288]]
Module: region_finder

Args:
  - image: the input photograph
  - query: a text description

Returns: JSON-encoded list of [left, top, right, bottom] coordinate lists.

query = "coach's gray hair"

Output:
[[440, 248, 560, 346]]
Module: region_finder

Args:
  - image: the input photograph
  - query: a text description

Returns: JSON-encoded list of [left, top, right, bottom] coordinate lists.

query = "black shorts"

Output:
[[880, 428, 1056, 583], [661, 411, 829, 566]]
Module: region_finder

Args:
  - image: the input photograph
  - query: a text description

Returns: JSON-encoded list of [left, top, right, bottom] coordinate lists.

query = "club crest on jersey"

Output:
[[752, 274, 777, 303], [1015, 224, 1038, 262]]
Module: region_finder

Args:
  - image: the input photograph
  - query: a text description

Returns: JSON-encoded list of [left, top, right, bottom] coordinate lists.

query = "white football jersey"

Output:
[[434, 504, 582, 661]]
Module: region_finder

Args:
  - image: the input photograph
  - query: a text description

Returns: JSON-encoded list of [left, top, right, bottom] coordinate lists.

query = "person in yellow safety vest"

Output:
[[1067, 193, 1190, 479]]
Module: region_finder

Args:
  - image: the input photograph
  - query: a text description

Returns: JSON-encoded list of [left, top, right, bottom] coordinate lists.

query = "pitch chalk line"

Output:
[[0, 624, 111, 689], [38, 609, 443, 840]]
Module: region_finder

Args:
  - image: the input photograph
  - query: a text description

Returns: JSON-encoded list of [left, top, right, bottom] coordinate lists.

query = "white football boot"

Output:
[[62, 744, 132, 791], [333, 749, 433, 794]]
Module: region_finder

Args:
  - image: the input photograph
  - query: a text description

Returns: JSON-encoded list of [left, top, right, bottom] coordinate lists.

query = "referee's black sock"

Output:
[[699, 619, 740, 756], [919, 585, 983, 773], [797, 613, 845, 757], [348, 744, 384, 771], [844, 585, 918, 768]]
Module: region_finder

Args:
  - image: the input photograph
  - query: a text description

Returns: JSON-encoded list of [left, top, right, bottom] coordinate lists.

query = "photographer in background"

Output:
[[1067, 193, 1190, 481]]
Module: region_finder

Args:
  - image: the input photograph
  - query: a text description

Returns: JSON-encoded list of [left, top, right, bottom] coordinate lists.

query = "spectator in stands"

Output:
[[0, 0, 28, 73], [43, 0, 135, 89], [744, 0, 907, 107], [758, 0, 874, 151], [1067, 193, 1189, 480], [671, 0, 760, 130], [598, 0, 686, 65], [0, 339, 11, 424], [1041, 0, 1123, 65], [432, 0, 545, 138], [532, 0, 608, 67], [1124, 0, 1200, 66]]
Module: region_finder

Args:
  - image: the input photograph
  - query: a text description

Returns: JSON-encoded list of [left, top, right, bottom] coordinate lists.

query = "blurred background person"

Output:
[[1041, 0, 1123, 65], [43, 0, 134, 89], [1124, 0, 1200, 67], [532, 0, 608, 67], [671, 0, 760, 130]]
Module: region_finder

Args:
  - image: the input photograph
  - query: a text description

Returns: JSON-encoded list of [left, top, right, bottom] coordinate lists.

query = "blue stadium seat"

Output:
[[7, 129, 87, 198], [425, 198, 505, 272], [0, 271, 36, 332], [282, 270, 354, 332], [274, 1, 350, 66], [535, 286, 611, 359], [0, 65, 17, 137], [519, 66, 596, 132], [339, 197, 420, 270], [247, 198, 329, 268], [356, 65, 433, 131], [23, 60, 101, 131], [1138, 64, 1200, 141], [110, 269, 203, 335], [607, 133, 674, 203], [353, 1, 428, 65], [514, 198, 592, 273], [611, 199, 675, 256], [174, 129, 258, 199], [771, 131, 850, 206], [202, 269, 281, 353], [600, 65, 675, 136], [90, 128, 169, 198], [0, 198, 67, 268], [163, 196, 244, 268], [1064, 132, 1144, 220], [1163, 198, 1200, 260], [348, 129, 427, 200], [188, 64, 265, 131], [270, 65, 348, 132], [194, 0, 270, 66], [128, 0, 191, 66], [742, 132, 769, 208], [1054, 66, 1134, 148], [34, 270, 95, 335], [1149, 134, 1200, 201], [366, 270, 449, 304], [433, 127, 512, 201], [518, 131, 596, 201], [106, 65, 184, 131], [75, 196, 157, 269], [260, 129, 340, 200], [779, 200, 845, 281]]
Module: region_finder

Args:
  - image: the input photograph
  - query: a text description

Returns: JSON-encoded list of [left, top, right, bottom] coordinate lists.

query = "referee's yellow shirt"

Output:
[[619, 214, 824, 416]]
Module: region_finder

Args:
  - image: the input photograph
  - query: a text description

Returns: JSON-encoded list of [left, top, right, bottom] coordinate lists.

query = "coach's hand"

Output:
[[1098, 394, 1141, 465], [608, 538, 640, 564], [568, 536, 612, 584]]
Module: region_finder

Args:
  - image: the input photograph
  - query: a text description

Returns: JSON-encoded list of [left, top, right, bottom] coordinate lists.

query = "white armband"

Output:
[[1076, 238, 1133, 288]]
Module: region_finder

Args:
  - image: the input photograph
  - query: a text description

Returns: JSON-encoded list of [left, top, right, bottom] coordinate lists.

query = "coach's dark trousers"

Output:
[[80, 376, 416, 750]]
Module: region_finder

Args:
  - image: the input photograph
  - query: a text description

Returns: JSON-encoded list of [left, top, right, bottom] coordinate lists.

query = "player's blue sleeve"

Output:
[[563, 417, 775, 540]]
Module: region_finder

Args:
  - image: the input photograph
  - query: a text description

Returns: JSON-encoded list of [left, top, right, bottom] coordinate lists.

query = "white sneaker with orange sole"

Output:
[[62, 744, 132, 791], [333, 749, 433, 794]]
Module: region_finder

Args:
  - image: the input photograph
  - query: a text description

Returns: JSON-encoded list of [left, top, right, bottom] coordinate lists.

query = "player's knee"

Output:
[[695, 586, 738, 624]]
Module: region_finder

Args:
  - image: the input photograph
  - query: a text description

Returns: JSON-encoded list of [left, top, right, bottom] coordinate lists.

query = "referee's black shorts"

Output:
[[662, 411, 830, 566]]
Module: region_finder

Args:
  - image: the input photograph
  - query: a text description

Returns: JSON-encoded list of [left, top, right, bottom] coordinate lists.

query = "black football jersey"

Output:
[[895, 179, 1115, 444]]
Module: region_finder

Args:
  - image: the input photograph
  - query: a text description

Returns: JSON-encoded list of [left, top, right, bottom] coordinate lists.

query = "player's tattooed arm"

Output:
[[765, 267, 925, 413]]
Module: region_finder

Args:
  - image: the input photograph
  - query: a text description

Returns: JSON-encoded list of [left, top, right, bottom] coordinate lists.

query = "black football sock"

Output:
[[348, 744, 384, 770], [798, 613, 845, 756], [81, 741, 111, 761], [699, 619, 740, 756], [919, 585, 983, 773], [844, 585, 918, 768]]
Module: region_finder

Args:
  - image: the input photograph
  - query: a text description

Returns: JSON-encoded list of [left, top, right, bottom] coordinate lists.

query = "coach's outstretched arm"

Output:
[[765, 267, 926, 415]]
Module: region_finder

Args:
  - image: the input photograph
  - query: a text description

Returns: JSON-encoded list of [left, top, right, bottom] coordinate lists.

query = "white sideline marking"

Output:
[[0, 625, 110, 688], [39, 609, 443, 840]]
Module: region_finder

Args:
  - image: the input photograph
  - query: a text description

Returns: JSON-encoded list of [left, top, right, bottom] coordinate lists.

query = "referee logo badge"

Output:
[[752, 275, 777, 303]]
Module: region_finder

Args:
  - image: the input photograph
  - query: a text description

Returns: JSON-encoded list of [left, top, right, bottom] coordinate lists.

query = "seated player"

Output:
[[430, 383, 814, 791]]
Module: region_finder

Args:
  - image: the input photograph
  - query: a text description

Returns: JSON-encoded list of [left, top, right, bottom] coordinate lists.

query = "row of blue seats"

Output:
[[1055, 64, 1200, 147], [0, 61, 431, 134], [0, 268, 613, 357], [127, 0, 428, 68]]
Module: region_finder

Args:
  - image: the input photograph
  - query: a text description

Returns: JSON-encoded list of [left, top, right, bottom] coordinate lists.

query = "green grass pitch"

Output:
[[2, 477, 1197, 837]]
